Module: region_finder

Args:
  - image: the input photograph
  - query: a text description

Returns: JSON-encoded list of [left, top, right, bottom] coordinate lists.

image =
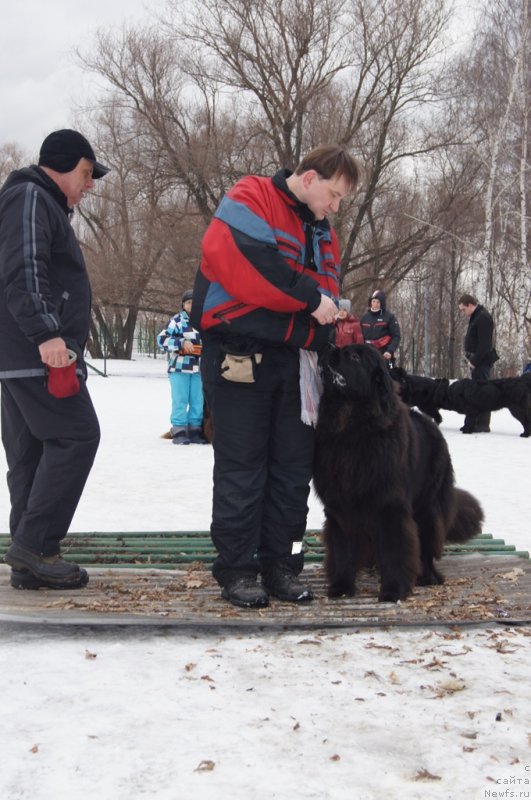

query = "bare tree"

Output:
[[79, 0, 526, 364], [78, 105, 201, 358], [452, 0, 530, 368], [0, 142, 26, 184]]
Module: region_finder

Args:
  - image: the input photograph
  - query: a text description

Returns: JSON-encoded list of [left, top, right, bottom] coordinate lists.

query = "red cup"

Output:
[[47, 349, 80, 398]]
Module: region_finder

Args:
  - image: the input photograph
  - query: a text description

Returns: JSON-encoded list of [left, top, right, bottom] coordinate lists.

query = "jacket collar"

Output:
[[272, 168, 325, 226]]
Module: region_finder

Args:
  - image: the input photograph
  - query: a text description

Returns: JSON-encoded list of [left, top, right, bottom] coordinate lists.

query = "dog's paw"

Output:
[[417, 565, 445, 586], [378, 582, 412, 603], [327, 584, 356, 598]]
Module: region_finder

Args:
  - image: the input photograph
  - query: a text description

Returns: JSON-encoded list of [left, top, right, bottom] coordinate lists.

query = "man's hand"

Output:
[[383, 351, 392, 361], [311, 295, 338, 326], [39, 337, 70, 368], [182, 341, 196, 354]]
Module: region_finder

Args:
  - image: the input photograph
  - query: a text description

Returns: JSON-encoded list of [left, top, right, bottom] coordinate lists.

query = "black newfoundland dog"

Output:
[[392, 367, 531, 437], [314, 345, 484, 602]]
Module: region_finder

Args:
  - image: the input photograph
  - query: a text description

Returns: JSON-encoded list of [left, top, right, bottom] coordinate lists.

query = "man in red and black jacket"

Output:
[[192, 145, 360, 609]]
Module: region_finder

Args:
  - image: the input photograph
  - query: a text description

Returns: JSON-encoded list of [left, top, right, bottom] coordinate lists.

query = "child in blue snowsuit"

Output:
[[157, 290, 207, 444]]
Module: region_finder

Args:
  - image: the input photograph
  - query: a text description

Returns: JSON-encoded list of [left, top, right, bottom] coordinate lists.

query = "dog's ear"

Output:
[[374, 361, 396, 416]]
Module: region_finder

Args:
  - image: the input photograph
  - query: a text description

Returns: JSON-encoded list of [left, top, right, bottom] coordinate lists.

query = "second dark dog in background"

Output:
[[392, 367, 531, 438]]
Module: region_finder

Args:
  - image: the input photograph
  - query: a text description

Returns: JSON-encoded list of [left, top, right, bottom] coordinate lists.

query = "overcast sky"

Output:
[[0, 0, 165, 157], [1, 0, 477, 161]]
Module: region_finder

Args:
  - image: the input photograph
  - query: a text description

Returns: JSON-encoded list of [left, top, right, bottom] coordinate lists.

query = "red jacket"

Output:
[[191, 170, 340, 351], [335, 315, 363, 348]]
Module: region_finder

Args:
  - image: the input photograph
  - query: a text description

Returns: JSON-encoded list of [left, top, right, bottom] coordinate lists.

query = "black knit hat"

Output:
[[369, 290, 386, 310], [38, 130, 110, 179], [182, 289, 193, 304]]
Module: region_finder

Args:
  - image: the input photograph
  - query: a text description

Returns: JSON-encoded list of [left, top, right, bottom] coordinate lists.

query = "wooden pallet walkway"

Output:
[[1, 550, 530, 629]]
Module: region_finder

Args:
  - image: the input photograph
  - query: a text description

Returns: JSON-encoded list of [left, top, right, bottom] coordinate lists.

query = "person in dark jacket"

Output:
[[458, 293, 497, 433], [334, 299, 364, 348], [0, 129, 109, 590], [192, 145, 360, 609], [360, 290, 401, 365]]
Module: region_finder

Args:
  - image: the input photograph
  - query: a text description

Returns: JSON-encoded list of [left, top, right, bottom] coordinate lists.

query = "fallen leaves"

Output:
[[413, 768, 441, 782], [436, 678, 466, 696], [423, 657, 447, 670], [421, 678, 467, 698], [487, 639, 519, 654], [497, 568, 525, 582], [194, 760, 215, 772]]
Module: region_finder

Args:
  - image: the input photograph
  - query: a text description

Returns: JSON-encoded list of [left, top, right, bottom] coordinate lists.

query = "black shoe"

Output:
[[474, 426, 490, 433], [10, 567, 89, 590], [461, 427, 475, 434], [221, 575, 269, 609], [188, 428, 209, 445], [172, 430, 190, 445], [4, 542, 82, 587], [262, 568, 314, 603]]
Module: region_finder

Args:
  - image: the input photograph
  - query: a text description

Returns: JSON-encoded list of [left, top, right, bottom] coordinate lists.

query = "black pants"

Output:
[[464, 363, 492, 431], [201, 342, 315, 587], [1, 377, 100, 556]]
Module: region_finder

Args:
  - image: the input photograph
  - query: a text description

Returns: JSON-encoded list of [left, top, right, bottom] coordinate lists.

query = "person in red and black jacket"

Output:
[[360, 290, 401, 366], [191, 145, 361, 610], [334, 298, 363, 348]]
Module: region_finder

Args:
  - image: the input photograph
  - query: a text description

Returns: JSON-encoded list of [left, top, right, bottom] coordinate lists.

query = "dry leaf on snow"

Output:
[[194, 760, 215, 772], [414, 768, 441, 782], [437, 678, 466, 695]]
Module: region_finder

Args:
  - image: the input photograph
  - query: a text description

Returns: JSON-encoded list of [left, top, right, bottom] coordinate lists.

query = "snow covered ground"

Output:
[[1, 356, 530, 800]]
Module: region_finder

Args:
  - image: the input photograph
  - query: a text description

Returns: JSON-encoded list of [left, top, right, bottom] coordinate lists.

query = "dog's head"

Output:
[[322, 344, 397, 415]]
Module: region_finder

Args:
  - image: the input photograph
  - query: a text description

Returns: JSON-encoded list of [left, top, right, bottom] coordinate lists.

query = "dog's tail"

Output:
[[447, 488, 484, 542]]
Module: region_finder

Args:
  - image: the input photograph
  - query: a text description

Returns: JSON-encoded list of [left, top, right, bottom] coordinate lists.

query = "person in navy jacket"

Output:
[[1, 130, 109, 590]]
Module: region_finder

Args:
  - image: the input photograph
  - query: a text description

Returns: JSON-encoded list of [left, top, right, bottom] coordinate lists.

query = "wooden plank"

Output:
[[1, 554, 530, 629]]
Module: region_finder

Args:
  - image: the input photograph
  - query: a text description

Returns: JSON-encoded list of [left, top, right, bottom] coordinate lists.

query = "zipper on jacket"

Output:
[[213, 302, 246, 323], [58, 291, 70, 316]]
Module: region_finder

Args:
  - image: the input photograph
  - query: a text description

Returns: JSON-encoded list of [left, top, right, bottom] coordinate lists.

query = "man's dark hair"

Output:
[[458, 294, 478, 306], [295, 145, 360, 191]]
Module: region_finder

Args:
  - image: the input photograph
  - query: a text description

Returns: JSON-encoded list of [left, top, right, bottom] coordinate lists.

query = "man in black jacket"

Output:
[[0, 129, 109, 589], [458, 293, 497, 433]]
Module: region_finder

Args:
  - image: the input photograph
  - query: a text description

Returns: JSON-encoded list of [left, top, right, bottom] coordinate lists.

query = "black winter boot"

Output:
[[262, 566, 314, 603], [221, 575, 269, 609], [11, 567, 89, 590], [188, 427, 209, 445], [172, 429, 190, 445]]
